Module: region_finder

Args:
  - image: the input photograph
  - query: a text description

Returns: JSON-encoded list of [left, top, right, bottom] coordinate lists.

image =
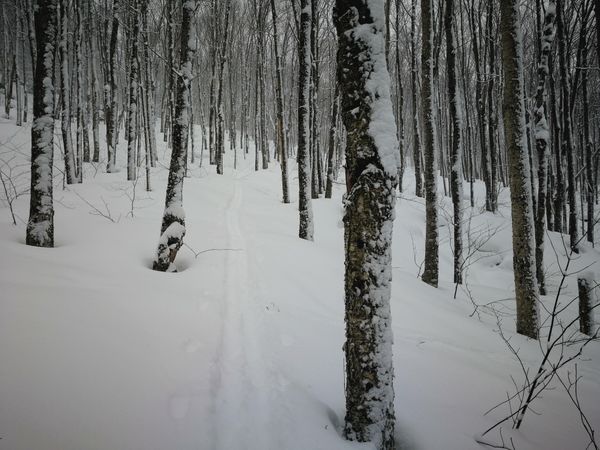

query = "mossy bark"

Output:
[[335, 1, 398, 448], [500, 0, 540, 339]]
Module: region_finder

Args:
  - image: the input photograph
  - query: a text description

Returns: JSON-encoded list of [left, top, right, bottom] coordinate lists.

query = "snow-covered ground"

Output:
[[1, 117, 599, 450]]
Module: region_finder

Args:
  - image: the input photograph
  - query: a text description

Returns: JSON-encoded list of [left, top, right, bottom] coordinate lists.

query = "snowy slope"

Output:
[[1, 117, 599, 450]]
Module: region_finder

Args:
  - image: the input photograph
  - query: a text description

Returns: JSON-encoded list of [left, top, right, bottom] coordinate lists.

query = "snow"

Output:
[[0, 116, 599, 450], [350, 2, 400, 180]]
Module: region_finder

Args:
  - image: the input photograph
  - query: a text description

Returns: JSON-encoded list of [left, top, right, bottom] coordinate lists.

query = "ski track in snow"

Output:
[[212, 170, 275, 450]]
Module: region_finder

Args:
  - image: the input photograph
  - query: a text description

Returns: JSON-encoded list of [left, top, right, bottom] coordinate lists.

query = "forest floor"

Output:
[[1, 116, 600, 450]]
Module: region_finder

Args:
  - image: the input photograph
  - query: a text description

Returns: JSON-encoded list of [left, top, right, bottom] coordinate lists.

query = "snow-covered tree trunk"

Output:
[[59, 0, 76, 184], [27, 0, 57, 248], [335, 1, 399, 448], [297, 0, 314, 241], [500, 0, 539, 339], [421, 0, 438, 288], [153, 0, 196, 272], [126, 0, 140, 182], [445, 0, 463, 285], [533, 1, 556, 296]]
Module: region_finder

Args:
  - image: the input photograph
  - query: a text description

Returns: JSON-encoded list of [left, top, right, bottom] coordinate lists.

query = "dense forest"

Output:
[[0, 0, 599, 449]]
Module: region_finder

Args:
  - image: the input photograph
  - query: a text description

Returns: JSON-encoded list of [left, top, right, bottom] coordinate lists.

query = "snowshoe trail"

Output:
[[213, 173, 274, 450]]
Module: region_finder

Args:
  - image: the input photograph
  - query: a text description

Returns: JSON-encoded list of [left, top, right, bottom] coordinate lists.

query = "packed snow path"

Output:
[[213, 171, 275, 449]]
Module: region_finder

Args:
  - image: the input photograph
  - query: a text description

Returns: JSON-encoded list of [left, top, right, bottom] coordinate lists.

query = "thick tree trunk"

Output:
[[335, 1, 399, 447], [153, 0, 196, 272], [27, 0, 57, 248], [500, 0, 540, 339]]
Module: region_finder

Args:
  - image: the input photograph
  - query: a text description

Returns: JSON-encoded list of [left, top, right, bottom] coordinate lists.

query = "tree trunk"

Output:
[[153, 0, 196, 272], [445, 0, 463, 285], [106, 0, 119, 173], [556, 0, 578, 252], [271, 0, 290, 203], [59, 0, 77, 184], [533, 2, 557, 296], [298, 0, 314, 241], [411, 0, 422, 197], [126, 0, 140, 181], [27, 0, 57, 248], [421, 0, 439, 287], [74, 0, 84, 181], [395, 0, 405, 193], [325, 81, 339, 199], [216, 0, 232, 175], [583, 39, 594, 244], [335, 1, 398, 447], [500, 0, 540, 339]]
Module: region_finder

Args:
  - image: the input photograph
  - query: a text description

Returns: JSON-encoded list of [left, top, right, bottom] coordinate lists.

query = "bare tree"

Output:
[[445, 0, 463, 285], [500, 0, 540, 339], [153, 0, 196, 272], [335, 0, 399, 447], [421, 0, 438, 287], [298, 0, 313, 241], [26, 0, 58, 247]]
